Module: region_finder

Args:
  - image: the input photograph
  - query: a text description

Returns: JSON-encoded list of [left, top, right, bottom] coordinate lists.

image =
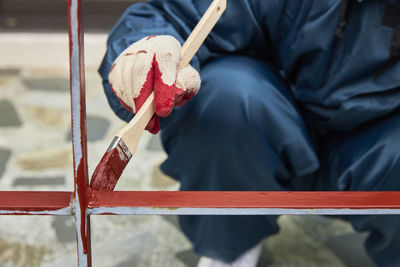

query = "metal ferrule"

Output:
[[107, 136, 132, 159]]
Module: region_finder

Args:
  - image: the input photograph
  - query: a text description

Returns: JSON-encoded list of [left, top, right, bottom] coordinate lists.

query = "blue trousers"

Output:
[[160, 56, 400, 266]]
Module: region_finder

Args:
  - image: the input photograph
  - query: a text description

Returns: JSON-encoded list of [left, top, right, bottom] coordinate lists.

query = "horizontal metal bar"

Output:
[[1, 191, 400, 216], [88, 207, 400, 215], [89, 191, 400, 209], [0, 191, 73, 215]]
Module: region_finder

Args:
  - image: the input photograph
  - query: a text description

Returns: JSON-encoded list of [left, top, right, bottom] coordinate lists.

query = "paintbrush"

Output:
[[90, 0, 226, 191]]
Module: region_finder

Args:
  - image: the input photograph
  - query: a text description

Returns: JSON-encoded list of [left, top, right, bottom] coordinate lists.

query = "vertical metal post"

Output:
[[68, 0, 92, 266]]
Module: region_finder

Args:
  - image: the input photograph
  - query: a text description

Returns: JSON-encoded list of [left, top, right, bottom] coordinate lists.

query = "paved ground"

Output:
[[0, 33, 377, 266]]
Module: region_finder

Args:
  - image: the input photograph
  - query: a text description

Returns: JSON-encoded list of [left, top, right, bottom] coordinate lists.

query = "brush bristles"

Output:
[[90, 137, 132, 191]]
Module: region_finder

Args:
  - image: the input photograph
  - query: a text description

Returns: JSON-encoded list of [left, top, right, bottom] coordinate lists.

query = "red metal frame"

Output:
[[0, 192, 72, 214], [0, 0, 399, 266], [89, 191, 400, 210], [68, 0, 91, 264]]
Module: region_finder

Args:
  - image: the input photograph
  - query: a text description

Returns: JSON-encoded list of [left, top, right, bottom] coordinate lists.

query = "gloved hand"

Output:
[[109, 35, 201, 134]]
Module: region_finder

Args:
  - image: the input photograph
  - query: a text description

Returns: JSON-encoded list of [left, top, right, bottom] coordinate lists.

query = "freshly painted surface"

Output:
[[88, 207, 400, 215], [0, 191, 72, 214], [0, 0, 400, 265], [89, 191, 400, 209], [68, 0, 91, 265]]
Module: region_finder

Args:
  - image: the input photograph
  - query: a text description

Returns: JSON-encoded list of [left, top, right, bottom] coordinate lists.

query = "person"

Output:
[[99, 0, 400, 266]]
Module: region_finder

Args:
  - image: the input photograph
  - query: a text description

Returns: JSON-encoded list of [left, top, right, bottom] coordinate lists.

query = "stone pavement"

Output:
[[0, 37, 377, 267]]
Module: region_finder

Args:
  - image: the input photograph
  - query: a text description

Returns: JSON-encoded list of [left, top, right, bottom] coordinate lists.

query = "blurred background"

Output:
[[0, 0, 376, 266]]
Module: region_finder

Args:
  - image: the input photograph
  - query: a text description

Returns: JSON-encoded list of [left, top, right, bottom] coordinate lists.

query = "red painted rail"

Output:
[[0, 191, 72, 214], [0, 0, 398, 266], [89, 191, 400, 209]]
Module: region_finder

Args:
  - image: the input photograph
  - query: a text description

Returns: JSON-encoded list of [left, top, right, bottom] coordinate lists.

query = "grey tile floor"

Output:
[[0, 67, 376, 266]]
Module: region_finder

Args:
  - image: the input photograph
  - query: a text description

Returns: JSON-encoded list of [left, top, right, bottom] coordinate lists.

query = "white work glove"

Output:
[[109, 35, 201, 133]]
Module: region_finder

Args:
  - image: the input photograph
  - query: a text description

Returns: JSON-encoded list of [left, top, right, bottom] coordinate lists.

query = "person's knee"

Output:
[[195, 56, 299, 135], [161, 56, 319, 190], [187, 56, 319, 178]]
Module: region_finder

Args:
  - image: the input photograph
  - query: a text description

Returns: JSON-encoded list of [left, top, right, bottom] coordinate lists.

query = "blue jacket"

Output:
[[98, 3, 400, 263], [99, 0, 400, 131]]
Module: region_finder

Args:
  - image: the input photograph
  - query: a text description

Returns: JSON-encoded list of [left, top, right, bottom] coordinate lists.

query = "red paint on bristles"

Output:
[[90, 145, 130, 191]]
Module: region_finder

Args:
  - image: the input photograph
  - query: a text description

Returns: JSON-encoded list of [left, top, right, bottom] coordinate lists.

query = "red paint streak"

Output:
[[89, 191, 400, 209], [137, 50, 147, 54], [146, 35, 157, 40], [124, 52, 134, 56], [175, 87, 197, 106], [68, 0, 91, 264], [130, 55, 179, 133], [132, 55, 160, 133], [76, 162, 90, 254], [152, 57, 177, 117], [0, 192, 72, 211], [145, 114, 160, 133], [90, 143, 130, 191]]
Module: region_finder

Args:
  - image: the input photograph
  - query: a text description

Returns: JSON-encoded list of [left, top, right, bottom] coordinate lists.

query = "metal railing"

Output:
[[0, 0, 399, 266]]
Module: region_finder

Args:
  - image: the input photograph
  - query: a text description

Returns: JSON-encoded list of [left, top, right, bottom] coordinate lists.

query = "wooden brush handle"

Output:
[[116, 0, 226, 153]]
